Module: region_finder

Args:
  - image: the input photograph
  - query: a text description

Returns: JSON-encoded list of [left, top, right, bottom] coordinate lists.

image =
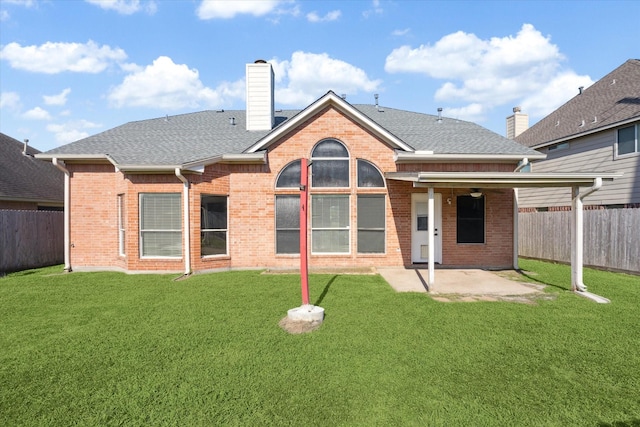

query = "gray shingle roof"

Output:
[[43, 97, 539, 166], [0, 133, 64, 204], [516, 59, 640, 148]]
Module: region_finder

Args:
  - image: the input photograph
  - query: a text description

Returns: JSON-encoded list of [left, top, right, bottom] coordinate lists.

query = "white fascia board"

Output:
[[35, 153, 114, 162], [394, 152, 547, 163], [530, 116, 640, 149], [220, 152, 267, 164], [245, 91, 413, 153], [386, 171, 622, 188]]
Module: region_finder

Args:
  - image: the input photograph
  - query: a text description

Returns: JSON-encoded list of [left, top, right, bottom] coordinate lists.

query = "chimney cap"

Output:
[[513, 106, 521, 113], [254, 59, 267, 64]]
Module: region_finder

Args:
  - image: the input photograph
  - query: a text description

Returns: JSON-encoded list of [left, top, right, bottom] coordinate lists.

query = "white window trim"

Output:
[[615, 124, 639, 159], [356, 194, 387, 255], [311, 139, 350, 189], [139, 193, 182, 259], [311, 194, 351, 255], [201, 195, 229, 258], [356, 158, 386, 189], [117, 194, 125, 257], [274, 194, 300, 256]]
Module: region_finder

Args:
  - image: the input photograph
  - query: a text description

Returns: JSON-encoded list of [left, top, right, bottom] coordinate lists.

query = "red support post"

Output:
[[300, 158, 310, 305]]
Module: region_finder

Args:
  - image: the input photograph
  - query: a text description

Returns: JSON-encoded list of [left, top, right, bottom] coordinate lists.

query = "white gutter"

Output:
[[512, 158, 528, 270], [394, 152, 546, 163], [571, 178, 607, 301], [175, 168, 192, 276], [52, 158, 71, 272]]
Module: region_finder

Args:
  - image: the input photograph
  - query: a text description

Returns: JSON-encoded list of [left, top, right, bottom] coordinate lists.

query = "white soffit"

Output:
[[385, 171, 622, 188]]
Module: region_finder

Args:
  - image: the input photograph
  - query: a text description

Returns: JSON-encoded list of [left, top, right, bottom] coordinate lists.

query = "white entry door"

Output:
[[411, 193, 442, 264]]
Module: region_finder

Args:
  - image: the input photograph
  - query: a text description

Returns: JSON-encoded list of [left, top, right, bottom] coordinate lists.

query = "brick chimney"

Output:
[[506, 106, 529, 139], [245, 60, 275, 131]]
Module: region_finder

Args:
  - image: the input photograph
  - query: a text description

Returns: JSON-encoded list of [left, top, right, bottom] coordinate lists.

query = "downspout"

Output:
[[571, 177, 604, 299], [512, 158, 528, 269], [52, 158, 71, 272], [175, 168, 191, 276]]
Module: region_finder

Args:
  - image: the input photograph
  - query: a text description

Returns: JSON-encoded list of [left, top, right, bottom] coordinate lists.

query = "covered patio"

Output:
[[385, 170, 621, 303]]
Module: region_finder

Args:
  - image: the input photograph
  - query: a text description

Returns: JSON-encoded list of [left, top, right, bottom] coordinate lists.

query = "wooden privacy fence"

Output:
[[519, 207, 640, 274], [0, 210, 64, 274]]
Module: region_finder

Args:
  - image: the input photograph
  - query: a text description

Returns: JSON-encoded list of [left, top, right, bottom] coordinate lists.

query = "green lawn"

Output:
[[1, 260, 639, 426]]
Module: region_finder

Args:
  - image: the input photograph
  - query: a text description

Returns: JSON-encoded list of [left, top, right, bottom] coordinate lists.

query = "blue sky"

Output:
[[1, 0, 638, 152]]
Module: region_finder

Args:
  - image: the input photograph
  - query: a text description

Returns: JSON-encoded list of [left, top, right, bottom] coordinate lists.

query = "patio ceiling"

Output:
[[385, 171, 622, 188]]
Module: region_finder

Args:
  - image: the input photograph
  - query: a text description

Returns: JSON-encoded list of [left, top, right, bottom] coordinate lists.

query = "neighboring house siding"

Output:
[[518, 125, 640, 208]]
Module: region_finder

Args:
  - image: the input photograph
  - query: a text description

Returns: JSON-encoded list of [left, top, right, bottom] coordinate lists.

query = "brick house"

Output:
[[36, 61, 619, 288]]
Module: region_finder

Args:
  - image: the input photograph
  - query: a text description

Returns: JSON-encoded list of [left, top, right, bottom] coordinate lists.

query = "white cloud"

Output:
[[108, 56, 238, 109], [363, 0, 383, 18], [443, 103, 487, 123], [85, 0, 157, 15], [43, 88, 71, 106], [2, 0, 36, 6], [384, 23, 591, 122], [392, 28, 410, 37], [46, 120, 101, 145], [23, 106, 52, 120], [0, 40, 127, 74], [0, 91, 21, 111], [520, 71, 593, 118], [270, 51, 381, 106], [307, 10, 341, 23], [197, 0, 285, 19]]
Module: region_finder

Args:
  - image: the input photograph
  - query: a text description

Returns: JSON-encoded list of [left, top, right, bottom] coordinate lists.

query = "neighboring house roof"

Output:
[[516, 59, 640, 148], [39, 91, 541, 168], [0, 133, 64, 205]]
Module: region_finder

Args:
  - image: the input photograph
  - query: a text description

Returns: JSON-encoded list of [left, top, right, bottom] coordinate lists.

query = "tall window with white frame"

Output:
[[617, 124, 639, 156], [356, 159, 386, 254], [200, 195, 228, 256], [274, 145, 387, 256], [117, 194, 125, 257], [275, 160, 301, 254], [139, 193, 182, 258], [311, 139, 350, 254]]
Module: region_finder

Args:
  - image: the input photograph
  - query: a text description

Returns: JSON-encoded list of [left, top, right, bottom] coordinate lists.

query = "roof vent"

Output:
[[611, 79, 616, 85], [341, 94, 347, 100], [513, 106, 521, 113], [579, 119, 585, 127], [22, 138, 29, 156], [374, 93, 384, 112], [437, 107, 443, 123], [592, 116, 598, 124], [578, 86, 584, 95], [229, 117, 236, 126]]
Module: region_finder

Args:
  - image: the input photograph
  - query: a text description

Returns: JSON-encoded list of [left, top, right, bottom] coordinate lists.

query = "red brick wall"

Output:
[[66, 107, 517, 272]]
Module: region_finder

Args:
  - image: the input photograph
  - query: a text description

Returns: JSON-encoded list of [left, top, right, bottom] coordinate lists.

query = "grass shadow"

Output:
[[518, 269, 570, 292], [314, 275, 338, 306]]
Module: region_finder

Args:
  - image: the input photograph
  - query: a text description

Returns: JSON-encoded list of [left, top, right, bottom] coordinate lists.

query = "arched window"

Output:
[[357, 159, 385, 188], [276, 159, 301, 188], [311, 139, 349, 188]]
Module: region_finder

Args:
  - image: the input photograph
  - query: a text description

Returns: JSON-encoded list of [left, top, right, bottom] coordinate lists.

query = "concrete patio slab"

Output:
[[376, 267, 543, 296]]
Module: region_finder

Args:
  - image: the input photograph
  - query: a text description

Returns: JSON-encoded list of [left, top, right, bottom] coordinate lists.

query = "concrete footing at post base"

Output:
[[287, 304, 325, 322]]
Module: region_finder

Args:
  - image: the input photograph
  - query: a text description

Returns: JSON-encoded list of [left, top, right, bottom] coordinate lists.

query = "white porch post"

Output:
[[428, 186, 435, 285], [513, 188, 519, 270], [571, 186, 582, 291]]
